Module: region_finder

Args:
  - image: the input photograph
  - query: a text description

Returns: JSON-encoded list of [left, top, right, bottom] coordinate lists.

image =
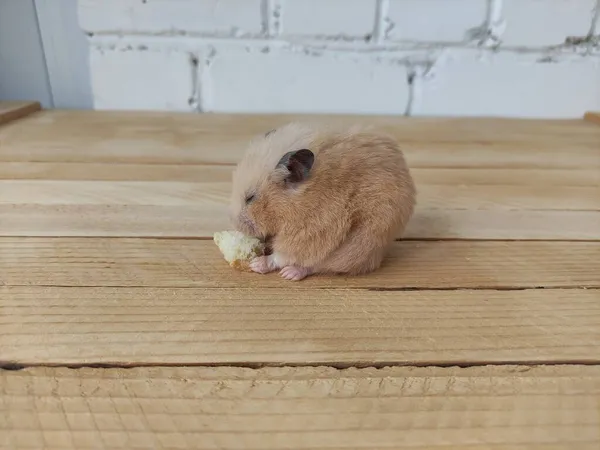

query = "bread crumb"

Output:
[[213, 230, 265, 272]]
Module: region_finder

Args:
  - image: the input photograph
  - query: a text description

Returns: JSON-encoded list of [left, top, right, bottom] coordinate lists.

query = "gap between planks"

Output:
[[4, 357, 600, 372]]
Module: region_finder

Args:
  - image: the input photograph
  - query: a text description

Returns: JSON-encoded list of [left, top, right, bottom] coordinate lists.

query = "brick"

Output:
[[78, 0, 263, 35], [282, 0, 377, 38], [209, 46, 410, 114], [500, 0, 597, 47], [415, 51, 600, 118], [387, 0, 488, 42], [89, 47, 195, 111]]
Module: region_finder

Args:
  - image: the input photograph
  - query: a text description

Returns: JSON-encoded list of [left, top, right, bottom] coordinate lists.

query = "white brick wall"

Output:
[[90, 47, 196, 111], [79, 0, 263, 35], [209, 45, 410, 114], [282, 0, 377, 38], [416, 50, 600, 117], [78, 0, 600, 118], [386, 0, 488, 43], [500, 0, 597, 47]]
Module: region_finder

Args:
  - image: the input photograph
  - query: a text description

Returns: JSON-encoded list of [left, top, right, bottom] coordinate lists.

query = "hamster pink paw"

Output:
[[250, 256, 276, 274], [280, 266, 312, 281]]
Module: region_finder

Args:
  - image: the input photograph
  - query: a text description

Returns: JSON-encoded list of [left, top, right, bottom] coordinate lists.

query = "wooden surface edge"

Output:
[[2, 365, 599, 450], [583, 111, 600, 125], [0, 101, 42, 126]]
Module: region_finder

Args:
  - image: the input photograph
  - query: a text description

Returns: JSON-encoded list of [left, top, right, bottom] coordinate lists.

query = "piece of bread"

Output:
[[213, 230, 265, 272]]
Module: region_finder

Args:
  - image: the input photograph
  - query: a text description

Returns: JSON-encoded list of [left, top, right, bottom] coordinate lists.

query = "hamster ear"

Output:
[[276, 149, 315, 184]]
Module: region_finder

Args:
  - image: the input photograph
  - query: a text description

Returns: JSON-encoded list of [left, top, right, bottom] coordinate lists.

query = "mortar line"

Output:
[[373, 0, 390, 44], [477, 0, 504, 45], [404, 66, 417, 116], [260, 0, 270, 35], [188, 53, 201, 112], [198, 47, 216, 113], [262, 0, 281, 37], [590, 0, 600, 35], [87, 33, 600, 62]]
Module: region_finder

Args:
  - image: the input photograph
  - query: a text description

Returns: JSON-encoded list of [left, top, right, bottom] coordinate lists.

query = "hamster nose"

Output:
[[230, 214, 245, 233], [228, 211, 242, 229]]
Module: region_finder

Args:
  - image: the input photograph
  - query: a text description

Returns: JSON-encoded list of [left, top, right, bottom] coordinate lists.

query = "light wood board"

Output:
[[584, 111, 600, 125], [1, 110, 598, 239], [1, 111, 599, 168], [2, 163, 600, 186], [4, 204, 600, 240], [1, 179, 599, 239], [2, 366, 599, 449], [1, 287, 599, 366], [1, 238, 598, 289], [0, 101, 41, 126], [1, 110, 599, 448]]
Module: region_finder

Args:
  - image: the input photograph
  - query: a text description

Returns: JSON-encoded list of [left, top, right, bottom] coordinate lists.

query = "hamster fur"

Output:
[[230, 122, 416, 281]]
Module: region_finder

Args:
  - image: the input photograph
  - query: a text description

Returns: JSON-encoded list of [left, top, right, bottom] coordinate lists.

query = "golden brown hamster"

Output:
[[230, 122, 416, 281]]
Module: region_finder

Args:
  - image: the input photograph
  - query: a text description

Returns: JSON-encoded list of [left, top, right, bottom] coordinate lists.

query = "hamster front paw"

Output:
[[250, 255, 277, 274], [279, 266, 312, 281]]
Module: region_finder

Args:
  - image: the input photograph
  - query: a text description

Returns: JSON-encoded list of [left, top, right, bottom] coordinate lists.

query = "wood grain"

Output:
[[3, 179, 599, 211], [3, 205, 600, 239], [2, 162, 599, 187], [1, 238, 598, 289], [1, 287, 599, 365], [2, 110, 599, 447], [584, 111, 600, 125], [1, 111, 599, 168], [2, 366, 599, 449], [0, 101, 41, 126], [2, 183, 599, 238], [1, 111, 597, 239]]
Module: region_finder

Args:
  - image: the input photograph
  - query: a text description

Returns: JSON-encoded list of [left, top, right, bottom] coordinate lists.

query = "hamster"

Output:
[[230, 122, 416, 281]]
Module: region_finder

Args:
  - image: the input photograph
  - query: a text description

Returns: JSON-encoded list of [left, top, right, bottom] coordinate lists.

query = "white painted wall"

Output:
[[0, 0, 53, 107], [35, 0, 93, 108], [0, 0, 92, 108], [25, 0, 600, 117]]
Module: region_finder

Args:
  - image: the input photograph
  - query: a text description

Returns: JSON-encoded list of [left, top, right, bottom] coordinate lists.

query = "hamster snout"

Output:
[[233, 212, 260, 239]]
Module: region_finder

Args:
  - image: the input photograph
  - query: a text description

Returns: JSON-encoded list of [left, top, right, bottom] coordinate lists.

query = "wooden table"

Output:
[[1, 102, 599, 449]]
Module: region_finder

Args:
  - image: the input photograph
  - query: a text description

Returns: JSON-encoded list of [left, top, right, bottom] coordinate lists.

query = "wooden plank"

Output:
[[1, 163, 599, 187], [2, 164, 598, 238], [3, 204, 600, 240], [584, 111, 600, 125], [0, 101, 41, 126], [2, 180, 599, 211], [1, 175, 599, 239], [1, 111, 599, 169], [1, 287, 599, 365], [2, 366, 599, 449], [0, 238, 598, 289]]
